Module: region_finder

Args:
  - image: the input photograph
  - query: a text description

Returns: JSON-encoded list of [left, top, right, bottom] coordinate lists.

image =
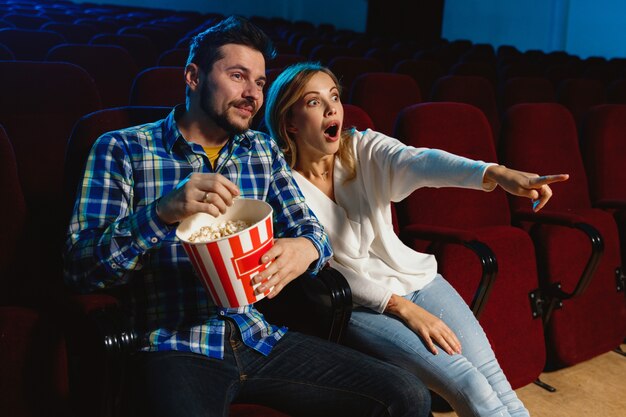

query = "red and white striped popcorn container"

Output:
[[176, 198, 274, 307]]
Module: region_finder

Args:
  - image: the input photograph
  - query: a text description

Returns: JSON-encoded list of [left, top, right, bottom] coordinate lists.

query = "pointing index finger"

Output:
[[532, 174, 569, 187]]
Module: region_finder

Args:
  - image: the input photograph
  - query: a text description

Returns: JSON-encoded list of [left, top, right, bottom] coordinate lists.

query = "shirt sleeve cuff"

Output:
[[130, 200, 176, 251], [480, 162, 499, 192], [302, 235, 329, 274]]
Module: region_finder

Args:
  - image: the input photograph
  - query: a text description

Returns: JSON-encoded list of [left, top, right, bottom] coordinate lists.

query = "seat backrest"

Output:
[[74, 17, 120, 35], [581, 104, 626, 204], [266, 53, 307, 70], [606, 78, 626, 104], [308, 45, 352, 65], [0, 125, 26, 279], [0, 42, 15, 59], [327, 56, 385, 102], [129, 66, 185, 106], [90, 33, 158, 69], [118, 25, 175, 54], [501, 76, 556, 111], [500, 103, 591, 211], [557, 78, 607, 127], [0, 61, 102, 288], [431, 75, 501, 143], [2, 12, 51, 29], [46, 44, 139, 108], [449, 60, 498, 88], [350, 72, 421, 136], [392, 58, 445, 100], [64, 106, 172, 223], [343, 104, 375, 131], [393, 102, 511, 230], [0, 61, 102, 207], [40, 21, 98, 44], [0, 28, 66, 60], [157, 47, 188, 66], [0, 306, 70, 417]]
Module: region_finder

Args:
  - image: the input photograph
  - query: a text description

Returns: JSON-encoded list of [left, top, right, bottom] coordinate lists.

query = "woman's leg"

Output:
[[344, 275, 529, 417]]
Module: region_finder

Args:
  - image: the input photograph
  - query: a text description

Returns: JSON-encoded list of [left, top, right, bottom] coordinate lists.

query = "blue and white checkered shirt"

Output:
[[64, 106, 332, 359]]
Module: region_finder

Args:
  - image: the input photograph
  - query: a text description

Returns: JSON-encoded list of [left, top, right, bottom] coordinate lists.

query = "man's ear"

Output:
[[184, 63, 201, 90]]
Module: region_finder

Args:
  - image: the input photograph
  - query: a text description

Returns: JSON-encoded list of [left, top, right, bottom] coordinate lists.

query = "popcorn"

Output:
[[187, 220, 250, 242]]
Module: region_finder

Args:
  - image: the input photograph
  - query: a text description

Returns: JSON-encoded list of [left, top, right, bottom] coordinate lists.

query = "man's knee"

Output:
[[384, 368, 432, 417]]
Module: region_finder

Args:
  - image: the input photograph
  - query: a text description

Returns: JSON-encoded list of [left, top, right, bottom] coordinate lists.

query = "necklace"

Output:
[[320, 170, 329, 181]]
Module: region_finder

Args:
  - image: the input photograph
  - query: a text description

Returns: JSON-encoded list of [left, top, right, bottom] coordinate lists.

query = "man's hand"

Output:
[[156, 173, 240, 224], [252, 237, 319, 299], [484, 165, 569, 212]]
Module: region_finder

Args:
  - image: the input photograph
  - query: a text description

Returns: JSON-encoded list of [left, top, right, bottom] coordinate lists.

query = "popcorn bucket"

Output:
[[176, 198, 274, 307]]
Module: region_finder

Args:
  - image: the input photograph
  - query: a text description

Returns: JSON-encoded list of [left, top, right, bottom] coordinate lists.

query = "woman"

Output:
[[262, 62, 568, 417]]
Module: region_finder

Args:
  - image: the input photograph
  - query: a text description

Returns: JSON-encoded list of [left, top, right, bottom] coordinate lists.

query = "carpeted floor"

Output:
[[432, 344, 626, 417]]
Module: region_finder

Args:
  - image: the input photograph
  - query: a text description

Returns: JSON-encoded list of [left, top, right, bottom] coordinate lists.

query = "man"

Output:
[[64, 16, 430, 417]]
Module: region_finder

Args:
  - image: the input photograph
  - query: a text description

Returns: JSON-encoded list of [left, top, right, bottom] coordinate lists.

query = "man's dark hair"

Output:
[[187, 15, 276, 73]]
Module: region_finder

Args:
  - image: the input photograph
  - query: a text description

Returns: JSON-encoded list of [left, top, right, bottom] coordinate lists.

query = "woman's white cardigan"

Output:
[[293, 129, 495, 313]]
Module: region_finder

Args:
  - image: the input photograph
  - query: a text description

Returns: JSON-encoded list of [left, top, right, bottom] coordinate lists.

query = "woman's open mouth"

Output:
[[323, 122, 340, 141]]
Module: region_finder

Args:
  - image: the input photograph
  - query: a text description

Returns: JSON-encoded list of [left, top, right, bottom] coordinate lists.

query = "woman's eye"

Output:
[[307, 99, 319, 106], [332, 94, 340, 102]]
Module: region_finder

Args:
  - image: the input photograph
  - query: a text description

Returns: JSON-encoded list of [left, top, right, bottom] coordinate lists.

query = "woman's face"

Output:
[[288, 71, 344, 159]]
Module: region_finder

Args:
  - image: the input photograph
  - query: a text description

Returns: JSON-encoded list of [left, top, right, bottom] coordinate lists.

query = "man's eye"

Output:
[[232, 73, 242, 80]]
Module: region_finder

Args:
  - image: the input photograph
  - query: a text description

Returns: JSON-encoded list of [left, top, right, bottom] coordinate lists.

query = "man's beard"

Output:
[[200, 81, 256, 135]]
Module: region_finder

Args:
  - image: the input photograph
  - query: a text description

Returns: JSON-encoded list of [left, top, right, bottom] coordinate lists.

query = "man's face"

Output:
[[199, 44, 266, 135]]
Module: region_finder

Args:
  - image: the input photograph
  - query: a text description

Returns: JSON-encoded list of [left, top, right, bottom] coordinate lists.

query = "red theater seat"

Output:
[[0, 28, 66, 60], [0, 61, 102, 297], [327, 56, 385, 102], [581, 104, 626, 267], [501, 103, 626, 368], [431, 75, 500, 143], [350, 72, 421, 136], [46, 44, 139, 108], [343, 104, 375, 131], [129, 66, 185, 106], [557, 78, 607, 128], [501, 76, 556, 111], [393, 102, 546, 389]]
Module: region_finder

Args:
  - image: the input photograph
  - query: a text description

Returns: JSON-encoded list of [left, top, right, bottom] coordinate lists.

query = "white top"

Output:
[[293, 129, 496, 313]]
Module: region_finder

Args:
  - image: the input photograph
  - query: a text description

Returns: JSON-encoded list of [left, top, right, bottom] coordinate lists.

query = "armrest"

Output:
[[512, 208, 604, 324], [256, 266, 352, 343], [401, 224, 498, 319]]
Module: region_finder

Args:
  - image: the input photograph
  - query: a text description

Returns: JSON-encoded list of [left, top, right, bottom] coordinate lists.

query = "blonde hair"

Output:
[[265, 62, 356, 182]]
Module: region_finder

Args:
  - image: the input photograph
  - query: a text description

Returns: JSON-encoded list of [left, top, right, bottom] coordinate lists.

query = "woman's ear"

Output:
[[286, 124, 298, 133]]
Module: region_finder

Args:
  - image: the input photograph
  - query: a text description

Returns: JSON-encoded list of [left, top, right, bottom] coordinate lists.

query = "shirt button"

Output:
[[111, 264, 118, 269], [150, 237, 158, 243], [219, 311, 225, 316]]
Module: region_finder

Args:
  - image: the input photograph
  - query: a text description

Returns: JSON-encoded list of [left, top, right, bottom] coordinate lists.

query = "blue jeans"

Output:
[[345, 275, 529, 417], [127, 319, 431, 417]]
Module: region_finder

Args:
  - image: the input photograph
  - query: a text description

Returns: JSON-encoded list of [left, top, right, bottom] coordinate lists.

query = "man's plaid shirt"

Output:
[[64, 106, 332, 359]]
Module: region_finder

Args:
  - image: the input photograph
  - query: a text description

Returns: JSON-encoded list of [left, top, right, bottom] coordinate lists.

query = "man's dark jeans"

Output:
[[128, 320, 431, 417]]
